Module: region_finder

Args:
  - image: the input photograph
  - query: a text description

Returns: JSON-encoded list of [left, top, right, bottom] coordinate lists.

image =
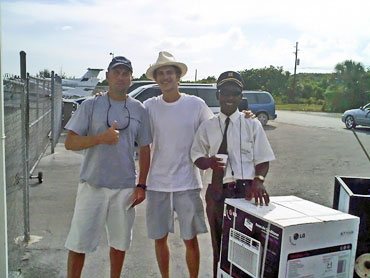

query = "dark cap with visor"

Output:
[[108, 56, 133, 72], [217, 71, 244, 89]]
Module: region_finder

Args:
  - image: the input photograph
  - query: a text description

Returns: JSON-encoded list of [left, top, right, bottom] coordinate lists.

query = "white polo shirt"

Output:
[[191, 110, 275, 184]]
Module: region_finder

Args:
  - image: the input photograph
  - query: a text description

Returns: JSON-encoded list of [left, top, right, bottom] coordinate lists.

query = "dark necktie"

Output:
[[211, 117, 230, 200]]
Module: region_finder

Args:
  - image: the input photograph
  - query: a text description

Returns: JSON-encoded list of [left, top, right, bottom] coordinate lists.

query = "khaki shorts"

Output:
[[146, 189, 208, 240], [65, 182, 135, 253]]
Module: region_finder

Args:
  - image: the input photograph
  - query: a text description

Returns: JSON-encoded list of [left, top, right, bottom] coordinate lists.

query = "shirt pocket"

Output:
[[241, 140, 254, 162]]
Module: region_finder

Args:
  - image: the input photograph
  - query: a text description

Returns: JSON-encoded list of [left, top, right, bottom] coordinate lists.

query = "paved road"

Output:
[[18, 111, 370, 278], [275, 110, 344, 131], [267, 110, 369, 207]]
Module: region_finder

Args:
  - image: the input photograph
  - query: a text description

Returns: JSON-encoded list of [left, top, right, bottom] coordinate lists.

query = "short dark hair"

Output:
[[153, 65, 182, 79]]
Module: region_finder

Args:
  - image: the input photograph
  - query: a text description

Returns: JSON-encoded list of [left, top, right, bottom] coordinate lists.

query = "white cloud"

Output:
[[2, 0, 370, 80], [61, 25, 72, 31]]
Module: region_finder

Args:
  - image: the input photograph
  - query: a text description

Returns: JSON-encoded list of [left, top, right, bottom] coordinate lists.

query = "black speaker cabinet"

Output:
[[333, 176, 370, 278]]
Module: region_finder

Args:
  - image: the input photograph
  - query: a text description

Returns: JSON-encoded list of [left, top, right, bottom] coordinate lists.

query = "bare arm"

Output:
[[138, 145, 150, 184], [65, 121, 119, 151], [132, 145, 151, 208]]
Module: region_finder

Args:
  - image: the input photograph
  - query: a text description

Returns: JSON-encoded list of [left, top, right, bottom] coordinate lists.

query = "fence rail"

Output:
[[3, 64, 62, 271]]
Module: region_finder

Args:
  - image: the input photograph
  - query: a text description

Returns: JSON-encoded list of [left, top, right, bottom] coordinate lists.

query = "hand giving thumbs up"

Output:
[[100, 121, 119, 145]]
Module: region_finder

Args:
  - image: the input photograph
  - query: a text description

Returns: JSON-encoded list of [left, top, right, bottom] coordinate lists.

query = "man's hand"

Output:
[[245, 179, 269, 206], [95, 91, 105, 97], [209, 156, 226, 172], [131, 187, 145, 208], [194, 156, 226, 171], [242, 110, 256, 119], [99, 121, 119, 145]]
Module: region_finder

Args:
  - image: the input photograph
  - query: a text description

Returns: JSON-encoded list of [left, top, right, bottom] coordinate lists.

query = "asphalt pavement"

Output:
[[16, 132, 213, 278], [14, 113, 370, 277]]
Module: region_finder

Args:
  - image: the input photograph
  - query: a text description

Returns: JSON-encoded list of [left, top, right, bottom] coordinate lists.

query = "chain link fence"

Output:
[[3, 72, 62, 271]]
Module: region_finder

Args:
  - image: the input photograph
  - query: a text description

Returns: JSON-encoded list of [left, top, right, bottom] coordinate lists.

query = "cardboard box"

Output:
[[333, 176, 370, 278], [218, 196, 359, 278]]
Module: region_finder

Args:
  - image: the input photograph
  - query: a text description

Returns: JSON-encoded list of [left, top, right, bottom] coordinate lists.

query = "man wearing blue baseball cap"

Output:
[[64, 56, 152, 278], [191, 71, 275, 278]]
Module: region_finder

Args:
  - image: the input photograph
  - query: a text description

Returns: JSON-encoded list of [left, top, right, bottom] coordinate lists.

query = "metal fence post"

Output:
[[20, 51, 26, 80], [51, 71, 55, 153], [36, 78, 40, 157], [20, 51, 30, 243], [0, 23, 9, 278]]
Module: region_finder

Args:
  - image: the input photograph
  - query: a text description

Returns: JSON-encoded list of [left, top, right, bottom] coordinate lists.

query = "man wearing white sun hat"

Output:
[[143, 51, 254, 277], [143, 51, 212, 278]]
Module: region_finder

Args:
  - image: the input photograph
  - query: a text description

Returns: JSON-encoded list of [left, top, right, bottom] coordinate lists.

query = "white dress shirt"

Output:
[[191, 110, 275, 184]]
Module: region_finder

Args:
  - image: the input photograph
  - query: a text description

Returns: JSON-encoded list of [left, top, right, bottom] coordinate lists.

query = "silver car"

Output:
[[341, 103, 370, 129]]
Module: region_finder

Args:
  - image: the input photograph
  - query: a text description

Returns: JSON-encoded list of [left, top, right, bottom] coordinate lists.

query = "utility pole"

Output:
[[195, 69, 197, 82], [292, 42, 299, 101]]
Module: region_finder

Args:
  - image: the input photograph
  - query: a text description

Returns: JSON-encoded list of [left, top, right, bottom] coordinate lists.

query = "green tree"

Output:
[[196, 76, 216, 84], [37, 69, 51, 78], [323, 85, 347, 112], [335, 60, 366, 105], [324, 60, 368, 111], [134, 74, 150, 81], [239, 66, 290, 98]]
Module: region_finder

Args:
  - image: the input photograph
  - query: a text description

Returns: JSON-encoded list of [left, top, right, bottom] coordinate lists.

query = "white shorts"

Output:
[[65, 182, 135, 253]]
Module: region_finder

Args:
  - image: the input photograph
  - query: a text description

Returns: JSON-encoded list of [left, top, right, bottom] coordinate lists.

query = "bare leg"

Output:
[[110, 247, 126, 278], [183, 236, 200, 278], [155, 234, 170, 278], [67, 250, 85, 278]]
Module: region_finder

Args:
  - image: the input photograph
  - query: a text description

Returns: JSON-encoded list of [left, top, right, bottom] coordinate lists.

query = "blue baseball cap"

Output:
[[107, 56, 133, 72]]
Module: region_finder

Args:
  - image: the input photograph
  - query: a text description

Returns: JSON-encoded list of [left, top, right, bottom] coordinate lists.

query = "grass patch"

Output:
[[276, 104, 324, 112]]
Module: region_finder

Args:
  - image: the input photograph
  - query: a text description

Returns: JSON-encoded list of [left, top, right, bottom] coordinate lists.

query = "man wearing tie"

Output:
[[191, 71, 275, 278]]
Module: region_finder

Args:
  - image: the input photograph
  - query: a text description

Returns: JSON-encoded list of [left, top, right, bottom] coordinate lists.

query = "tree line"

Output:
[[137, 60, 369, 112], [39, 59, 369, 113]]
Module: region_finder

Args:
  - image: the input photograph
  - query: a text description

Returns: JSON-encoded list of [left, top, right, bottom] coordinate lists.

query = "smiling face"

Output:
[[217, 83, 243, 116], [153, 65, 181, 94]]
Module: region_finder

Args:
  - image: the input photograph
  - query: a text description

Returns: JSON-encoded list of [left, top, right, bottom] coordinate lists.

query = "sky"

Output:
[[2, 0, 370, 81]]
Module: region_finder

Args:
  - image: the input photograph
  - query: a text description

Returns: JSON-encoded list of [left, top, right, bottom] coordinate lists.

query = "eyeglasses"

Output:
[[106, 95, 130, 130], [218, 89, 242, 96]]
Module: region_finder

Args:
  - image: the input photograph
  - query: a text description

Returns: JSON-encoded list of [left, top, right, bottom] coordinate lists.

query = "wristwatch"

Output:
[[136, 184, 147, 190], [254, 175, 265, 182]]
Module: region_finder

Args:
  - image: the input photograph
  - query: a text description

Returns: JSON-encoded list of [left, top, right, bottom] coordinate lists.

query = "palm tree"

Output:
[[334, 60, 366, 107]]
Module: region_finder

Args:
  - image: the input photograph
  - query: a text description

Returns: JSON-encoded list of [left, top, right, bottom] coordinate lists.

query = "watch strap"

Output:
[[254, 175, 265, 182], [136, 184, 147, 190]]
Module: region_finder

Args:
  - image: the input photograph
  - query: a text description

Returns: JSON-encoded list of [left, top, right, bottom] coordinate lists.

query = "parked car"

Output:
[[240, 91, 277, 126], [128, 85, 276, 126], [128, 84, 221, 113], [62, 96, 93, 127], [341, 103, 370, 129], [128, 80, 155, 93]]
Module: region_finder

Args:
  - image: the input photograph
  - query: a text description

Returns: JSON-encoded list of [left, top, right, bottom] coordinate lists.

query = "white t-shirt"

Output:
[[144, 93, 213, 192], [191, 110, 275, 184]]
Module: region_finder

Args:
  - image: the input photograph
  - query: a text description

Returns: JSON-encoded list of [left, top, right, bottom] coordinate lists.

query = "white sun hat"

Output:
[[146, 51, 188, 80]]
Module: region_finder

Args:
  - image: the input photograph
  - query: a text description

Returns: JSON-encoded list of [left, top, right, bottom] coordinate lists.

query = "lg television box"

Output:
[[218, 196, 359, 278]]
